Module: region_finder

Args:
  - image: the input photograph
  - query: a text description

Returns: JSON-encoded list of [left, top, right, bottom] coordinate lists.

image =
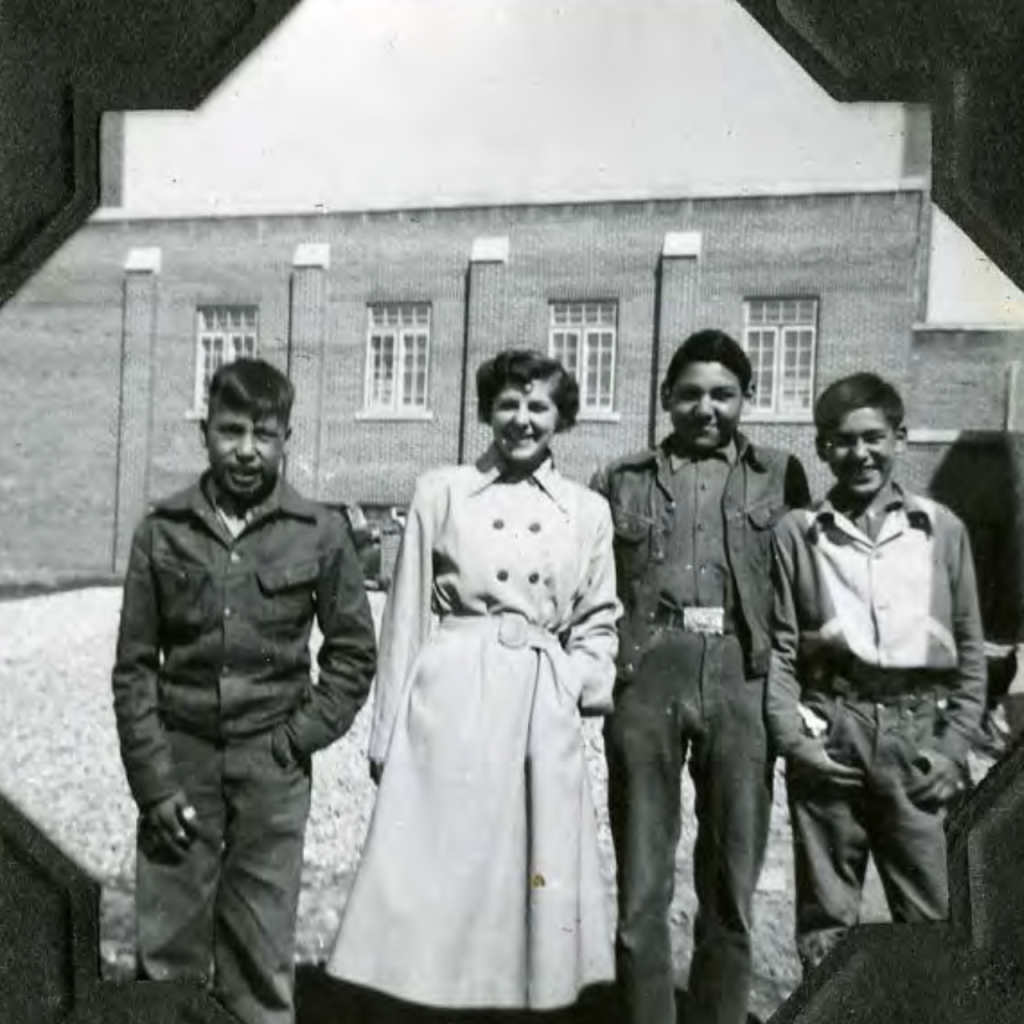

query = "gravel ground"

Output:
[[0, 586, 916, 1021]]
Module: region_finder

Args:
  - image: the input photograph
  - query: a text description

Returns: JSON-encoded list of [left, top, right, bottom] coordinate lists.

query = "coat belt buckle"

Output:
[[682, 606, 725, 635], [498, 613, 530, 649]]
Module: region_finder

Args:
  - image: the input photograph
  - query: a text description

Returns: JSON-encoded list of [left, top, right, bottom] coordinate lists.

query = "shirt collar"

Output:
[[153, 472, 318, 525], [656, 432, 762, 478], [467, 445, 571, 513], [813, 482, 933, 535], [662, 437, 738, 473]]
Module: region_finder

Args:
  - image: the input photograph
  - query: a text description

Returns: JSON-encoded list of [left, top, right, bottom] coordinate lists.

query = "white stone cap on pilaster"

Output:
[[293, 242, 331, 270], [662, 231, 702, 259], [124, 247, 161, 274], [471, 236, 510, 264]]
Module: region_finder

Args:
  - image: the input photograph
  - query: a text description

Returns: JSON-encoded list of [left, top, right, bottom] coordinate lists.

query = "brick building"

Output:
[[1, 183, 1022, 634]]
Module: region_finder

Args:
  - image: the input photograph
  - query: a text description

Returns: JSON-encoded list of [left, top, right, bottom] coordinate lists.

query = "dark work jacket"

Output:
[[591, 434, 810, 681], [112, 474, 378, 810]]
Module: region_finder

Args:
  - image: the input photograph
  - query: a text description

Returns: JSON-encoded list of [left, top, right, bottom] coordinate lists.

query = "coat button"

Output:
[[230, 551, 241, 563], [529, 522, 541, 533], [493, 519, 505, 530], [497, 569, 509, 581], [528, 572, 540, 583]]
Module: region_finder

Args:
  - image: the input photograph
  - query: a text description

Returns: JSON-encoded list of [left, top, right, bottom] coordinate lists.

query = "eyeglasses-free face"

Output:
[[201, 405, 291, 509], [660, 360, 748, 454], [489, 378, 561, 475]]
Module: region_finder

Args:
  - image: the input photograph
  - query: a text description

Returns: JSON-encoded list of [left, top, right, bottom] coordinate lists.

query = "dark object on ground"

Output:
[[330, 503, 384, 590], [292, 966, 764, 1024]]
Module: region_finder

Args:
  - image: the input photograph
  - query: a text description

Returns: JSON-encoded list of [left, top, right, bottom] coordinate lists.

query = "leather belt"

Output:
[[815, 661, 951, 704]]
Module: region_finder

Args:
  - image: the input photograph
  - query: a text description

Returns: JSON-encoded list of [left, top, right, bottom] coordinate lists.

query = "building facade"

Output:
[[2, 184, 1022, 634]]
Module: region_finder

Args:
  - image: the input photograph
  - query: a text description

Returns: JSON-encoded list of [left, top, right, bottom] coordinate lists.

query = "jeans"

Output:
[[605, 630, 772, 1024], [787, 692, 953, 971], [135, 728, 312, 1024]]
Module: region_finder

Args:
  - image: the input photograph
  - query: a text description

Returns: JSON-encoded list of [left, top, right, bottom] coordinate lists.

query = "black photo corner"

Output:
[[3, 2, 1024, 1023]]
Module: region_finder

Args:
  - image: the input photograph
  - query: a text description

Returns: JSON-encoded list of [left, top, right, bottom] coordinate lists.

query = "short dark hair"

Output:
[[662, 329, 753, 393], [476, 348, 580, 430], [207, 358, 295, 424], [814, 372, 905, 435]]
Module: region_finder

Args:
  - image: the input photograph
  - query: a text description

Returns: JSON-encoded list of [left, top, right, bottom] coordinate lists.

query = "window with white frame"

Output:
[[193, 305, 259, 413], [743, 298, 818, 417], [549, 300, 617, 413], [364, 303, 431, 413]]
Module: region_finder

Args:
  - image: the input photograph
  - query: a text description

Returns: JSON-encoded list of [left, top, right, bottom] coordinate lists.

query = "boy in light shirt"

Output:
[[767, 371, 986, 971]]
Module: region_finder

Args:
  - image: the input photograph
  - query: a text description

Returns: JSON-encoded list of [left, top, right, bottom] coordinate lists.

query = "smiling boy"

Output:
[[593, 329, 809, 1024], [112, 358, 377, 1024], [767, 372, 987, 971]]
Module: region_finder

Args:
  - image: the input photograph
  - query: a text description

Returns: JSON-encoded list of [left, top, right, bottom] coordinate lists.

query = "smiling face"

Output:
[[817, 405, 905, 505], [489, 377, 560, 474], [661, 360, 748, 454], [201, 402, 290, 510]]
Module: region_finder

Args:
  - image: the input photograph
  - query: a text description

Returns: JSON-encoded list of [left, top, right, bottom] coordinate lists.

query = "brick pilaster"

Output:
[[287, 242, 330, 499], [653, 231, 702, 444], [113, 247, 161, 572], [460, 236, 509, 463]]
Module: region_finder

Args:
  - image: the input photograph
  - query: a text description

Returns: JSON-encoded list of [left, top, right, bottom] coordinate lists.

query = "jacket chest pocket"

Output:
[[611, 507, 655, 580], [153, 558, 212, 632], [741, 501, 787, 569], [255, 559, 320, 624]]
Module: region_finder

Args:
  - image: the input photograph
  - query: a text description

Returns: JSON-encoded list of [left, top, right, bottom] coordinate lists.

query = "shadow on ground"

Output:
[[294, 965, 767, 1024]]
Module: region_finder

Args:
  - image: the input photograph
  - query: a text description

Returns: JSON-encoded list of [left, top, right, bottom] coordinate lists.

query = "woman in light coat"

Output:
[[327, 349, 621, 1014]]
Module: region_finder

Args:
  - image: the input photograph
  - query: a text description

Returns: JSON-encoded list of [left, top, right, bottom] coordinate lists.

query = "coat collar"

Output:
[[466, 445, 572, 513]]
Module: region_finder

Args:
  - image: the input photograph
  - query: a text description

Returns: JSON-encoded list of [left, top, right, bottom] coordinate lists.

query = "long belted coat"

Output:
[[327, 449, 621, 1010]]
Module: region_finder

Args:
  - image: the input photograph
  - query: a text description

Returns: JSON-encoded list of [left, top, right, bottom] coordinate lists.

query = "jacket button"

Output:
[[497, 569, 509, 581], [230, 551, 241, 563], [493, 519, 505, 530], [528, 572, 540, 583], [529, 522, 541, 533]]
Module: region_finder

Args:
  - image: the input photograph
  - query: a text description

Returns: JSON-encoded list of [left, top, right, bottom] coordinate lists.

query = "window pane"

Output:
[[369, 333, 396, 407], [196, 305, 260, 409], [586, 330, 615, 410], [780, 326, 814, 411], [551, 329, 580, 376], [365, 304, 430, 410], [400, 331, 429, 408], [551, 302, 617, 410], [744, 327, 777, 411]]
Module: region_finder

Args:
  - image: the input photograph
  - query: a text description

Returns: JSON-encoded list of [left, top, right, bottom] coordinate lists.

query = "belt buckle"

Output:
[[682, 606, 725, 635], [498, 613, 529, 649]]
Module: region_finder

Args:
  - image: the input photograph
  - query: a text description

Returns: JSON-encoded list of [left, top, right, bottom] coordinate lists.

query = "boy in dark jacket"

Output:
[[112, 358, 377, 1024], [767, 372, 986, 970], [592, 330, 810, 1024]]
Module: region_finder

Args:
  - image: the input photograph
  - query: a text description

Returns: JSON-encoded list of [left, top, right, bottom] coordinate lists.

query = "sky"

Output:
[[115, 0, 1024, 324]]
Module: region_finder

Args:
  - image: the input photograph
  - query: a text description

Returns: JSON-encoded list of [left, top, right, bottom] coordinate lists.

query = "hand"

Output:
[[797, 702, 830, 739], [789, 739, 864, 791], [143, 791, 198, 858], [905, 749, 966, 811], [271, 726, 300, 769]]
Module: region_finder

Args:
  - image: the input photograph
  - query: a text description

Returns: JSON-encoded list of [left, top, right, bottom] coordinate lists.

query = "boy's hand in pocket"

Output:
[[906, 750, 966, 811], [789, 739, 864, 791]]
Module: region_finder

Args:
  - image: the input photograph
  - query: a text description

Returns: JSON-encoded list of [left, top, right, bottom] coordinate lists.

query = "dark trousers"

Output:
[[787, 693, 952, 971], [135, 729, 312, 1024], [605, 631, 772, 1024]]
